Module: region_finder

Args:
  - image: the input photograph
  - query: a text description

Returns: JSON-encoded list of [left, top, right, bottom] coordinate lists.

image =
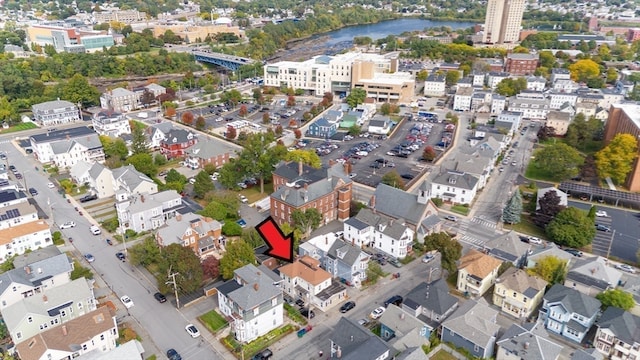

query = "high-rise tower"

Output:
[[483, 0, 526, 45]]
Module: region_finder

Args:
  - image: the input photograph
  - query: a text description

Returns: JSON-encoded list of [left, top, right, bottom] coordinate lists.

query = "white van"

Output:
[[90, 225, 101, 235]]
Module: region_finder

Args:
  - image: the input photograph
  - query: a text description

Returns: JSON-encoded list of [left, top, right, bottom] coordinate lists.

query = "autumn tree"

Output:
[[181, 111, 194, 125], [202, 256, 220, 280], [531, 143, 584, 181], [533, 189, 566, 228], [381, 170, 405, 189], [422, 146, 437, 161], [225, 126, 237, 140], [275, 125, 283, 135], [195, 116, 206, 130], [568, 59, 600, 83], [239, 105, 248, 118], [291, 208, 323, 239], [294, 129, 302, 139], [546, 206, 595, 248], [595, 133, 638, 184], [527, 255, 567, 285], [220, 239, 256, 280], [165, 107, 176, 118], [423, 232, 462, 274], [283, 149, 321, 168], [287, 95, 296, 107], [596, 289, 635, 310], [140, 89, 156, 106], [502, 191, 523, 224]]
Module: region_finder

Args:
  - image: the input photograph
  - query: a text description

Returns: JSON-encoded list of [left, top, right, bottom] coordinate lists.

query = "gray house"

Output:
[[483, 231, 531, 267], [370, 182, 437, 229], [441, 299, 500, 358], [324, 239, 370, 286], [496, 322, 562, 360], [539, 284, 601, 343], [564, 256, 622, 297], [403, 279, 458, 324], [330, 317, 391, 360], [379, 304, 432, 353]]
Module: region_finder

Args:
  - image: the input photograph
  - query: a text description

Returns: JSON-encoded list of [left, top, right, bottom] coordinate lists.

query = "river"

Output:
[[272, 17, 476, 60]]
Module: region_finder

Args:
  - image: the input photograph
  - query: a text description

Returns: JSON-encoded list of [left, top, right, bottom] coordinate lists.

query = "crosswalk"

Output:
[[459, 234, 485, 249], [471, 216, 498, 229], [592, 216, 614, 257]]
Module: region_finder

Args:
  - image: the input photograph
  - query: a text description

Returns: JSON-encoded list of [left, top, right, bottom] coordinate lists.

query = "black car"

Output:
[[564, 249, 583, 257], [300, 309, 315, 319], [295, 299, 305, 308], [167, 349, 182, 360], [80, 194, 98, 203], [340, 301, 356, 313], [369, 162, 382, 169], [384, 295, 403, 308], [251, 349, 273, 360], [154, 292, 167, 303], [401, 173, 415, 180], [115, 252, 126, 261], [28, 188, 38, 196]]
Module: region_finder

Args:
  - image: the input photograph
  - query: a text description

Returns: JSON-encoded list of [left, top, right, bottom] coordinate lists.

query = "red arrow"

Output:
[[256, 217, 294, 263]]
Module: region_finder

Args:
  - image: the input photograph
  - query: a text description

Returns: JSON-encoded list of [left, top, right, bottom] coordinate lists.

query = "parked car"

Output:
[[527, 236, 542, 245], [422, 254, 435, 263], [167, 349, 182, 360], [295, 299, 305, 308], [388, 258, 402, 268], [28, 188, 38, 196], [615, 264, 637, 274], [340, 301, 356, 313], [120, 295, 134, 309], [59, 221, 76, 229], [595, 224, 611, 232], [384, 295, 403, 308], [80, 194, 98, 202], [370, 306, 385, 319], [444, 215, 457, 222], [595, 210, 608, 217], [239, 195, 249, 203], [84, 254, 95, 262], [185, 324, 201, 338], [564, 248, 583, 257], [154, 292, 167, 303], [401, 173, 415, 180], [251, 349, 273, 360], [357, 318, 370, 326], [115, 252, 126, 261], [90, 225, 101, 235], [47, 182, 55, 188], [106, 238, 113, 246], [300, 309, 315, 319]]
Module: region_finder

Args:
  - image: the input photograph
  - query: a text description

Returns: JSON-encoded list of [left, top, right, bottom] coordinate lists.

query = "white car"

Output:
[[90, 225, 102, 235], [120, 295, 134, 309], [59, 221, 76, 229], [527, 236, 542, 245], [185, 324, 201, 338], [239, 195, 248, 203], [615, 264, 637, 274], [595, 210, 608, 217], [47, 182, 55, 188], [210, 174, 218, 181], [370, 306, 386, 319], [189, 178, 196, 185]]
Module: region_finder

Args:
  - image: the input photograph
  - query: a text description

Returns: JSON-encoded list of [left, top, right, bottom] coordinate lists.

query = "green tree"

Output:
[[193, 170, 214, 198], [527, 255, 567, 285], [546, 207, 596, 248], [365, 261, 385, 284], [502, 191, 523, 224], [565, 114, 602, 149], [0, 97, 17, 123], [291, 208, 323, 239], [222, 221, 243, 236], [126, 153, 157, 178], [196, 116, 206, 130], [156, 243, 203, 294], [532, 142, 584, 181], [101, 137, 128, 160], [280, 222, 302, 252], [346, 88, 366, 108], [70, 261, 94, 280], [606, 67, 618, 84], [380, 170, 405, 189], [445, 70, 460, 86], [128, 237, 161, 266], [595, 134, 639, 184], [423, 232, 462, 274], [241, 228, 266, 249], [596, 289, 635, 310], [495, 77, 528, 96], [220, 239, 256, 280], [62, 74, 100, 108], [348, 125, 362, 136], [165, 169, 187, 184], [235, 133, 287, 193], [130, 125, 148, 155], [283, 150, 322, 168]]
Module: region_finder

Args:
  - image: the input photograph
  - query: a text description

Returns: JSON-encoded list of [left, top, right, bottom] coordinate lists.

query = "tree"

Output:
[[287, 95, 296, 107], [568, 59, 600, 82], [222, 221, 243, 236], [130, 125, 148, 155], [156, 243, 203, 294], [196, 115, 206, 130], [596, 289, 635, 310], [532, 143, 584, 181], [291, 208, 323, 239], [70, 260, 94, 280], [533, 189, 566, 228], [234, 133, 287, 193], [181, 111, 194, 125], [346, 88, 366, 108], [241, 228, 266, 249], [606, 67, 618, 84], [62, 74, 100, 107], [348, 125, 362, 136], [283, 150, 321, 168], [527, 255, 567, 285], [202, 256, 220, 280], [165, 107, 177, 118], [365, 261, 385, 284], [595, 133, 638, 185], [127, 153, 157, 177], [294, 129, 302, 139], [165, 169, 187, 184], [101, 136, 128, 160], [536, 126, 555, 142], [128, 237, 161, 266], [422, 146, 437, 161], [565, 114, 603, 149], [381, 170, 405, 189], [239, 105, 248, 118], [225, 126, 237, 140], [445, 70, 460, 86], [546, 207, 596, 248], [423, 232, 462, 274], [193, 170, 214, 198], [495, 77, 528, 96], [140, 89, 156, 106], [502, 191, 523, 224], [220, 239, 256, 280]]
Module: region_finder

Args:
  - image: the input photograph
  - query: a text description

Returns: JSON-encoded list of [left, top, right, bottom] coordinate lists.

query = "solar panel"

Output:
[[559, 182, 640, 204]]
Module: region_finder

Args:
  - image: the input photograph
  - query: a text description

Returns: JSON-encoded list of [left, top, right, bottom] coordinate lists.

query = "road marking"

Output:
[[459, 234, 485, 248], [471, 216, 497, 229]]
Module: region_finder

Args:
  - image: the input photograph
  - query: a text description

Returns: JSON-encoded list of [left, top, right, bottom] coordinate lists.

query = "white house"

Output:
[[507, 98, 550, 120], [552, 79, 580, 93], [29, 127, 105, 168], [497, 111, 524, 133], [91, 110, 131, 137], [491, 95, 507, 114], [453, 87, 473, 111], [0, 202, 39, 230], [344, 208, 414, 259], [594, 307, 640, 359], [471, 72, 485, 87], [0, 220, 52, 262], [367, 116, 393, 135], [116, 190, 182, 233], [457, 249, 503, 297], [486, 72, 510, 89], [430, 170, 479, 205], [550, 68, 571, 83], [146, 123, 175, 149], [424, 74, 446, 97], [549, 91, 578, 110], [31, 100, 81, 127], [526, 76, 546, 92], [100, 87, 139, 112], [70, 161, 114, 199], [217, 264, 283, 343]]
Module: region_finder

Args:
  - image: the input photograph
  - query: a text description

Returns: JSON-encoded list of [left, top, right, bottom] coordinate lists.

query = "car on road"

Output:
[[370, 306, 385, 319], [106, 238, 113, 246], [527, 236, 542, 245], [120, 295, 134, 308], [28, 188, 38, 196], [185, 324, 201, 338], [251, 349, 273, 360], [595, 224, 611, 232], [349, 173, 357, 178], [90, 225, 101, 235], [47, 182, 55, 188], [115, 252, 126, 261], [15, 173, 22, 179], [167, 349, 182, 360], [615, 264, 637, 274], [388, 258, 402, 268], [564, 248, 583, 257], [357, 318, 370, 326], [498, 167, 504, 172], [300, 308, 315, 319], [84, 254, 95, 262], [239, 195, 249, 203], [384, 295, 403, 308], [511, 161, 517, 166], [444, 215, 457, 222], [422, 254, 435, 263], [595, 210, 608, 217], [340, 301, 356, 313], [295, 299, 305, 308], [154, 292, 167, 303], [60, 221, 76, 229]]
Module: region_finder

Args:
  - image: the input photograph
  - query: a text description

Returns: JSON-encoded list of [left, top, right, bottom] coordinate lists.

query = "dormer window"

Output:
[[448, 177, 456, 184]]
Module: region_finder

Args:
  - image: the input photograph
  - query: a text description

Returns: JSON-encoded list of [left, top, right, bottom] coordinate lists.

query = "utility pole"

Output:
[[167, 270, 181, 308], [606, 230, 615, 259]]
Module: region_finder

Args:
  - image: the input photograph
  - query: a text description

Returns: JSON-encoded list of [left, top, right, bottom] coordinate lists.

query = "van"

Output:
[[90, 225, 101, 235]]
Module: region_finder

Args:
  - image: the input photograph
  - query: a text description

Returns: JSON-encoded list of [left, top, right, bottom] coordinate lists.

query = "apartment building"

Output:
[[482, 0, 526, 45], [31, 100, 81, 127]]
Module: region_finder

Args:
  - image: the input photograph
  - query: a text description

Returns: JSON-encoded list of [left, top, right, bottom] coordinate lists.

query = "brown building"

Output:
[[351, 60, 414, 104], [603, 103, 640, 191], [504, 53, 539, 75], [270, 162, 352, 227], [156, 212, 223, 258]]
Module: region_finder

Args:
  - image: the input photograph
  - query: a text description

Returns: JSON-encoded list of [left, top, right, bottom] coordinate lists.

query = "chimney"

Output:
[[298, 160, 303, 176], [370, 195, 376, 208], [43, 295, 48, 303], [24, 266, 31, 275], [524, 342, 529, 349], [253, 283, 259, 291], [325, 236, 328, 245], [140, 195, 145, 203], [62, 325, 68, 336], [176, 214, 182, 221]]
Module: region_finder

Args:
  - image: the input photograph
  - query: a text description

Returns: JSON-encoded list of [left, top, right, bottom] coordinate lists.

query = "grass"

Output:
[[371, 324, 381, 336], [525, 162, 561, 183], [240, 182, 274, 203], [503, 215, 547, 239], [429, 350, 458, 360], [0, 122, 37, 134], [222, 324, 296, 359], [283, 303, 308, 325], [450, 205, 469, 216], [198, 309, 228, 333]]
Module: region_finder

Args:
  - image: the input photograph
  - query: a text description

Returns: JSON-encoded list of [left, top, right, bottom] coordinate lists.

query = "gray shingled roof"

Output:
[[30, 126, 97, 144], [32, 100, 76, 112], [48, 133, 102, 155], [88, 162, 109, 180], [596, 306, 640, 346], [441, 299, 500, 347], [566, 257, 621, 291], [271, 176, 348, 207], [544, 284, 602, 317], [344, 217, 369, 230], [371, 182, 430, 225], [330, 317, 391, 360], [431, 171, 479, 191], [13, 247, 63, 268], [227, 264, 281, 310], [497, 323, 562, 360], [161, 129, 195, 145], [0, 253, 72, 297], [404, 279, 458, 317], [112, 165, 154, 191], [273, 161, 327, 184], [326, 239, 365, 267], [187, 137, 238, 160], [379, 304, 428, 337], [571, 348, 604, 360], [497, 268, 547, 299], [484, 231, 530, 264], [156, 211, 219, 246]]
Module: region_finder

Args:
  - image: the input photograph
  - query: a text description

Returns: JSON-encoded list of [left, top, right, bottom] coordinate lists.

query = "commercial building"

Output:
[[31, 100, 81, 127], [29, 126, 105, 168], [482, 0, 526, 45], [603, 103, 640, 191], [505, 53, 539, 75]]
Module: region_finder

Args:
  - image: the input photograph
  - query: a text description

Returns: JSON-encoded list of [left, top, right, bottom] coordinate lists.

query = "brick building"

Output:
[[603, 103, 640, 191], [504, 53, 539, 75], [270, 162, 352, 226]]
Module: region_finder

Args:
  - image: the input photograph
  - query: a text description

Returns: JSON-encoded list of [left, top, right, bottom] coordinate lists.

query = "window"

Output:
[[253, 307, 259, 316], [28, 317, 33, 323], [61, 310, 66, 317]]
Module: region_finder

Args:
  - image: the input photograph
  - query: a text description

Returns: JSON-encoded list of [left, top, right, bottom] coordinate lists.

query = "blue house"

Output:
[[441, 299, 500, 359], [307, 117, 338, 139], [539, 284, 601, 343], [379, 304, 432, 353]]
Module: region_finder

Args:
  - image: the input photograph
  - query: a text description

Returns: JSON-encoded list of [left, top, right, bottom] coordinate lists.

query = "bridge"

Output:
[[192, 50, 254, 71]]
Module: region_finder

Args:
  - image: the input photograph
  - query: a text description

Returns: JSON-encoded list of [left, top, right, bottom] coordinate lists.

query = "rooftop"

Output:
[[278, 255, 331, 285], [458, 249, 502, 278]]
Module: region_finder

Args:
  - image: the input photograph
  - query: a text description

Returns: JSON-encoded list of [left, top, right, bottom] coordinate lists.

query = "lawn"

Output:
[[0, 122, 37, 134], [503, 215, 546, 239], [240, 182, 274, 203], [525, 162, 561, 183], [429, 350, 457, 360], [450, 205, 469, 216], [198, 309, 228, 333]]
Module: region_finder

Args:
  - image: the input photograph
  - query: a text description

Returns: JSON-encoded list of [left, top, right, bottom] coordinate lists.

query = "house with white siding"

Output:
[[539, 284, 601, 343], [29, 127, 105, 168], [424, 74, 446, 97], [549, 91, 578, 110], [429, 170, 479, 205], [343, 208, 413, 259], [507, 98, 550, 120], [31, 100, 81, 127], [116, 190, 182, 233], [453, 87, 473, 111]]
